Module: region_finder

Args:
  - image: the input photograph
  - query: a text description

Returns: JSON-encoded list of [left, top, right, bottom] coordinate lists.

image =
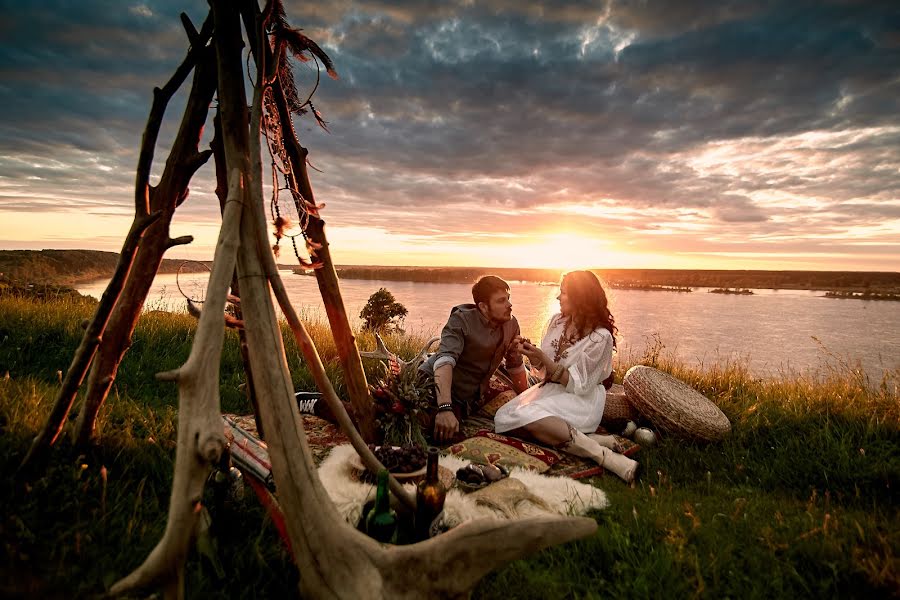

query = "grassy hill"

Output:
[[0, 249, 212, 287], [0, 294, 897, 598]]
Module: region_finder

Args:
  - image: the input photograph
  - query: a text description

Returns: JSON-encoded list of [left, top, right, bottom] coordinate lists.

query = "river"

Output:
[[77, 272, 900, 382]]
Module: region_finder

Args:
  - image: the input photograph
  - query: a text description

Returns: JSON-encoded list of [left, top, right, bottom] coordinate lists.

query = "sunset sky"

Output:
[[1, 1, 899, 271]]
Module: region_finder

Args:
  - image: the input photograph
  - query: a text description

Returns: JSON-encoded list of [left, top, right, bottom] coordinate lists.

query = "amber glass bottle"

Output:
[[365, 469, 398, 544], [415, 447, 447, 541]]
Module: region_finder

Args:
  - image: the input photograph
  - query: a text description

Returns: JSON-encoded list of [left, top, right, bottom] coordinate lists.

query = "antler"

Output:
[[360, 333, 440, 369]]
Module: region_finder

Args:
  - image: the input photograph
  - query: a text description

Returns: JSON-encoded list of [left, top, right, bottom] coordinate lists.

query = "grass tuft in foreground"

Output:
[[0, 296, 897, 598]]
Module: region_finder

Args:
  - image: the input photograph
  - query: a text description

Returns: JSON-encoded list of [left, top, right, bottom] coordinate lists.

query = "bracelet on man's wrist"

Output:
[[436, 403, 454, 413]]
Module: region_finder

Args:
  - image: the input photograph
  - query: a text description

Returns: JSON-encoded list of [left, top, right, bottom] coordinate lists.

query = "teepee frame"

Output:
[[23, 2, 598, 597]]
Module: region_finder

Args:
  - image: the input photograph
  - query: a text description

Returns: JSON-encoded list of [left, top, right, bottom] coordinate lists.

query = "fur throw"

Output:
[[318, 444, 608, 530]]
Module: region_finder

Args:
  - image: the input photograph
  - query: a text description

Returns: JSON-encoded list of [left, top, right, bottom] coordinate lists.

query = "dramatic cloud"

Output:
[[1, 0, 898, 270]]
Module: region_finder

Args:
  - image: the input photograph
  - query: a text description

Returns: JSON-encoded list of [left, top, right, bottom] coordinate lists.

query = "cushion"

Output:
[[447, 430, 561, 473], [477, 371, 517, 417], [603, 383, 640, 423], [623, 365, 731, 442]]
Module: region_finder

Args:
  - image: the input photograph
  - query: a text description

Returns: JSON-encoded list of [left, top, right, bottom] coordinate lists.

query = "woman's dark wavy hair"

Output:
[[561, 270, 617, 347]]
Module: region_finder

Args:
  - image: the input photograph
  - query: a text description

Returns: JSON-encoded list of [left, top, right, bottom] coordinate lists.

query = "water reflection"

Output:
[[77, 272, 900, 381]]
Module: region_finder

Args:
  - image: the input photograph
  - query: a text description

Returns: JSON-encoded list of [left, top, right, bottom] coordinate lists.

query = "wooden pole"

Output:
[[237, 3, 377, 442], [72, 16, 217, 448]]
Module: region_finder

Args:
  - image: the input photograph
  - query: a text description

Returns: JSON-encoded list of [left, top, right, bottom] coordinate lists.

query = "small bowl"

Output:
[[455, 479, 490, 492], [454, 463, 509, 492], [349, 447, 427, 480]]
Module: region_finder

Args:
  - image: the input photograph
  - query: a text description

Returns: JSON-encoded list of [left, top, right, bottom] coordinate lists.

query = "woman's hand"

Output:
[[520, 340, 548, 365]]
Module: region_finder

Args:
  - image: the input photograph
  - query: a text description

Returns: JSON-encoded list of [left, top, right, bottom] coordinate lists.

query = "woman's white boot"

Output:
[[564, 429, 638, 483], [587, 433, 623, 452]]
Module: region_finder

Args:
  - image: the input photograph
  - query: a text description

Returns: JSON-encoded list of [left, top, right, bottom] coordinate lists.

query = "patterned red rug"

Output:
[[225, 413, 349, 467], [226, 412, 637, 481], [451, 416, 639, 480]]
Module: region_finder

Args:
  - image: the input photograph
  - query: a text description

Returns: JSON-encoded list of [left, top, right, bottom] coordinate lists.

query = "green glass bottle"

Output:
[[365, 469, 398, 544], [415, 447, 447, 541]]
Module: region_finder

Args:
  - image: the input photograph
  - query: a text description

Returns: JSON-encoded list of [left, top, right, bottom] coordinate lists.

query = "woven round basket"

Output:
[[602, 383, 640, 422], [623, 366, 730, 442]]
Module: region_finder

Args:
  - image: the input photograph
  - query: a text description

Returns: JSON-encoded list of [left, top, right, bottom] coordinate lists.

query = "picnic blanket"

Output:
[[222, 415, 608, 547]]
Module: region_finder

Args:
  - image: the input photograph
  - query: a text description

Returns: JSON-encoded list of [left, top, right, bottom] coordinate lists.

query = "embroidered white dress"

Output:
[[494, 314, 614, 434]]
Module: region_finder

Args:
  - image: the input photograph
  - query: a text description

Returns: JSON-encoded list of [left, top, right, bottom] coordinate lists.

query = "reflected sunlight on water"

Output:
[[77, 272, 900, 381]]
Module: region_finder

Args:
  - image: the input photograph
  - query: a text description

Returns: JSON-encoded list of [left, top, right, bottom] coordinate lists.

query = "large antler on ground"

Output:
[[360, 333, 441, 369], [109, 169, 243, 596]]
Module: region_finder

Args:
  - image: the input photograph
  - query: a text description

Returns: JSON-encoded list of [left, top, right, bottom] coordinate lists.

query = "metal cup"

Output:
[[633, 427, 657, 447]]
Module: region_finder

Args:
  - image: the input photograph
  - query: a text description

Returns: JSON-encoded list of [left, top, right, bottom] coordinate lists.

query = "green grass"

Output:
[[0, 295, 898, 598]]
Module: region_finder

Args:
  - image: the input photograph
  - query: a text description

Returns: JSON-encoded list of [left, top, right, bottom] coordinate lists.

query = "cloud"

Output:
[[0, 0, 898, 270]]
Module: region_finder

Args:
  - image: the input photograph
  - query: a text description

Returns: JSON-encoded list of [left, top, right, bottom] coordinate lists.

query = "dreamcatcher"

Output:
[[259, 7, 337, 270]]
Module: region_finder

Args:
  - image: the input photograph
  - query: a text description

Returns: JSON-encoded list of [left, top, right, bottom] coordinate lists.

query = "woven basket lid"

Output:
[[623, 366, 730, 442]]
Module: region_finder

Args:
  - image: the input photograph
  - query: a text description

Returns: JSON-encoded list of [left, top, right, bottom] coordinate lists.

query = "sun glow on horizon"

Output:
[[322, 225, 667, 270], [504, 230, 626, 270]]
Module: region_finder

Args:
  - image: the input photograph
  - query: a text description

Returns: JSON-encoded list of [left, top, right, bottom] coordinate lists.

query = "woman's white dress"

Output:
[[494, 314, 613, 434]]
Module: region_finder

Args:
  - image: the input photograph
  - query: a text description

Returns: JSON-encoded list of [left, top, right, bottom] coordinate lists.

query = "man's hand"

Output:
[[511, 334, 526, 354], [434, 410, 459, 442]]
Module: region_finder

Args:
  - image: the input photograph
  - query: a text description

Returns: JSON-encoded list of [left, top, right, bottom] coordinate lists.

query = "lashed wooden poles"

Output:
[[238, 3, 377, 442], [109, 168, 243, 597], [220, 4, 597, 599], [110, 5, 598, 598], [73, 17, 218, 448], [238, 2, 414, 508]]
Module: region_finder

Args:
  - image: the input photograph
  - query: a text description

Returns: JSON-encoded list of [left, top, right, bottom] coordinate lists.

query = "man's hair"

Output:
[[472, 275, 510, 305]]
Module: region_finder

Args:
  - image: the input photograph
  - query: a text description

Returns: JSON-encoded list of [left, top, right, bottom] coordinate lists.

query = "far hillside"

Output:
[[0, 250, 210, 286], [2, 250, 898, 293], [0, 249, 296, 287]]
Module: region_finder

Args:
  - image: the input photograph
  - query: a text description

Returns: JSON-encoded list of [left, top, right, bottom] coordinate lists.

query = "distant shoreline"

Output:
[[2, 249, 899, 293], [294, 264, 900, 294]]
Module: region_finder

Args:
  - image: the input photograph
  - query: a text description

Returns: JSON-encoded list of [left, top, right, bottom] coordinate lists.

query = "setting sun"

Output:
[[509, 231, 620, 270]]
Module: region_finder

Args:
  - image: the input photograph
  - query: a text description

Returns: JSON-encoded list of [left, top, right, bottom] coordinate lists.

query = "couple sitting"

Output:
[[419, 273, 639, 483]]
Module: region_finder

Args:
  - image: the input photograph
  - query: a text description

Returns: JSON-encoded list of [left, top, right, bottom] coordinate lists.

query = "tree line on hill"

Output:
[[3, 250, 897, 292]]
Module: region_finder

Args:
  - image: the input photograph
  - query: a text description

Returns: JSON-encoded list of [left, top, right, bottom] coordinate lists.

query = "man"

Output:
[[419, 275, 530, 442]]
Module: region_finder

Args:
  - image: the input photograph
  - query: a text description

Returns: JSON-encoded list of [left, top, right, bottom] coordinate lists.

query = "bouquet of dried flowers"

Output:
[[369, 355, 435, 448]]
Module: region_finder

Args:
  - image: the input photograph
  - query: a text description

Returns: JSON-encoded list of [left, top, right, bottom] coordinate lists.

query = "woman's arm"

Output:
[[564, 329, 613, 396]]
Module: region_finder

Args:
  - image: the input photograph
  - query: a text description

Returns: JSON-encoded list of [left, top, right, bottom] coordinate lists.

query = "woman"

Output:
[[494, 270, 638, 483]]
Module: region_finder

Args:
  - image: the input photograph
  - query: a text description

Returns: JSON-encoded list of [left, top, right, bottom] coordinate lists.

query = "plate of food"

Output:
[[350, 445, 427, 481], [454, 463, 509, 492]]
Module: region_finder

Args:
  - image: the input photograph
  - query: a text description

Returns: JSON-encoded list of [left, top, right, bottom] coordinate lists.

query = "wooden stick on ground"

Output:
[[238, 2, 378, 442], [72, 14, 217, 448], [19, 208, 160, 475]]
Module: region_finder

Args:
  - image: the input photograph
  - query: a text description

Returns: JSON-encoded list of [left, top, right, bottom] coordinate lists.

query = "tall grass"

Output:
[[0, 296, 897, 598]]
